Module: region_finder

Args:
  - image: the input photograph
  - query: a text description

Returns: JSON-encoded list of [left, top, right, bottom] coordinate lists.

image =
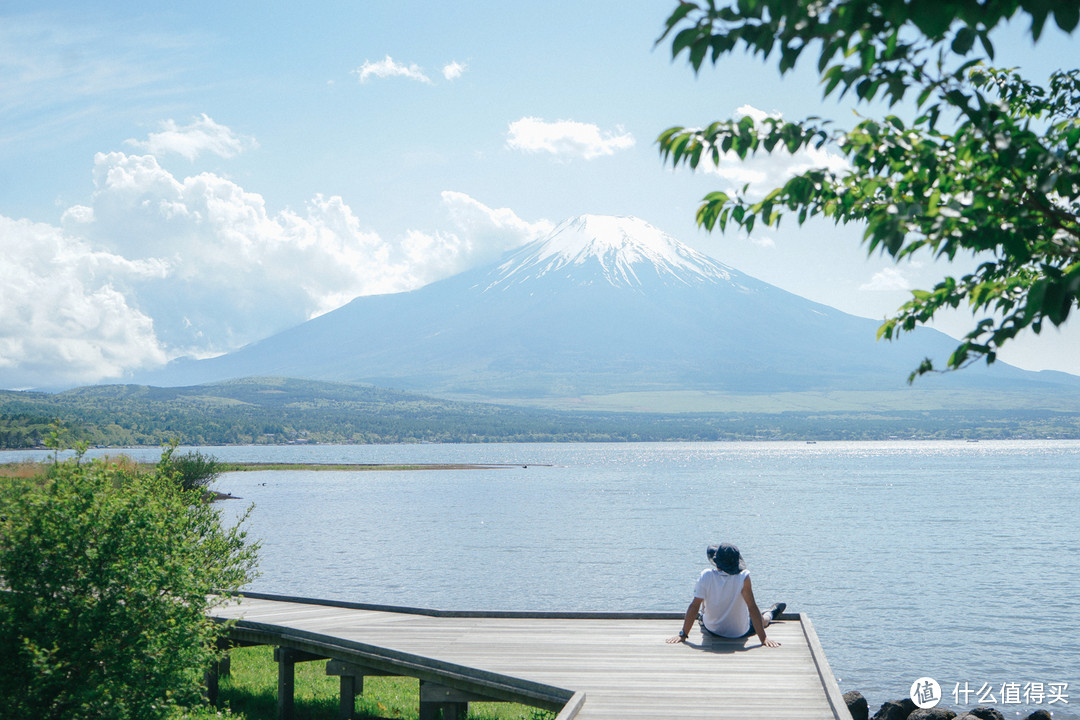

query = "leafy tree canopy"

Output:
[[0, 447, 258, 720], [658, 0, 1080, 379]]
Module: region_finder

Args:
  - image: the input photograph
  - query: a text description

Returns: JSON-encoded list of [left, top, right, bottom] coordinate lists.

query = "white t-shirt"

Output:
[[694, 568, 751, 637]]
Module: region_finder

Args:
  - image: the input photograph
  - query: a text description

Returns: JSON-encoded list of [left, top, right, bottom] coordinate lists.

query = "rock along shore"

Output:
[[844, 690, 1058, 720]]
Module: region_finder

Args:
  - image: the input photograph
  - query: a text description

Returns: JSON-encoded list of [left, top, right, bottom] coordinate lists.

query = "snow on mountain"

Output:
[[484, 215, 736, 290]]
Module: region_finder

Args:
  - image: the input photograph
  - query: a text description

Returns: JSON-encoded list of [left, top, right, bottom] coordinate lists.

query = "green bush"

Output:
[[167, 449, 223, 492], [0, 451, 259, 720]]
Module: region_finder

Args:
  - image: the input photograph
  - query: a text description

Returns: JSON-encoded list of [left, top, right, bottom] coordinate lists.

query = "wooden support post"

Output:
[[275, 647, 296, 720], [216, 637, 233, 677], [204, 664, 219, 706], [420, 680, 472, 720], [205, 640, 233, 705], [338, 674, 358, 720], [326, 659, 401, 720], [325, 660, 364, 720], [274, 647, 327, 720]]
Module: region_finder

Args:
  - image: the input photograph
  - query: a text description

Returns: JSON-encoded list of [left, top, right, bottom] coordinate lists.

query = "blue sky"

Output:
[[1, 1, 1077, 389]]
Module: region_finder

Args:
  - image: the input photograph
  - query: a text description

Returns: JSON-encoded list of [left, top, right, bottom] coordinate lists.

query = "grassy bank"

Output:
[[214, 645, 554, 720]]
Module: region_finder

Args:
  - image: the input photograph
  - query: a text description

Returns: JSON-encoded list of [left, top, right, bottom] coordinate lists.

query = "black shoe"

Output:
[[766, 602, 787, 620]]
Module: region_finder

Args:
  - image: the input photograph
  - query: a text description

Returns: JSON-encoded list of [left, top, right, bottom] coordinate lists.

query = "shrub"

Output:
[[167, 449, 223, 493], [0, 451, 259, 720]]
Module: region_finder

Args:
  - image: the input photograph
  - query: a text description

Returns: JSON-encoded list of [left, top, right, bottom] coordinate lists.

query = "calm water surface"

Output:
[[6, 440, 1078, 717]]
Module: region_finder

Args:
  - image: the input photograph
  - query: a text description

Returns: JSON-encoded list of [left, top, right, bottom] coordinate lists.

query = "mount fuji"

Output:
[[134, 215, 1074, 401]]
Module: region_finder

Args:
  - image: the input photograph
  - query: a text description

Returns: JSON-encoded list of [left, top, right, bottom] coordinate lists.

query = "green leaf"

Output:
[[672, 27, 701, 59], [690, 142, 703, 168], [689, 37, 710, 69], [662, 1, 697, 32], [910, 1, 956, 38], [1053, 2, 1080, 32], [1030, 7, 1049, 41], [823, 65, 845, 97], [951, 27, 976, 54]]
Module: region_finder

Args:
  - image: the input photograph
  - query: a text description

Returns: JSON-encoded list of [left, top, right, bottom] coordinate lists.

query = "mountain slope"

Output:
[[134, 215, 1077, 398]]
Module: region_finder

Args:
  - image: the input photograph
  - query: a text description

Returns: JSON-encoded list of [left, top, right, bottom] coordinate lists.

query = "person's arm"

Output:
[[666, 597, 703, 643], [742, 576, 780, 648]]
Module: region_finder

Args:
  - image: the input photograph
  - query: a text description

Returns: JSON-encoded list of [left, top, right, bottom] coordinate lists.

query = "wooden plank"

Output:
[[799, 612, 855, 720], [554, 691, 586, 720]]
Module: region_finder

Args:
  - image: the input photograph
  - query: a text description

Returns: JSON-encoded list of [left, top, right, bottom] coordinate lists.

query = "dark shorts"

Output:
[[698, 615, 753, 639]]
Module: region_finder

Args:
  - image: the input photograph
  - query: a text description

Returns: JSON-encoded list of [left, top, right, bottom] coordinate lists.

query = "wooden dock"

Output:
[[210, 592, 853, 720]]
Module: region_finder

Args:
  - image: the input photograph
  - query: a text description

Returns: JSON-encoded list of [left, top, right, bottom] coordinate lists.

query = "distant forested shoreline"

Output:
[[2, 377, 1078, 449]]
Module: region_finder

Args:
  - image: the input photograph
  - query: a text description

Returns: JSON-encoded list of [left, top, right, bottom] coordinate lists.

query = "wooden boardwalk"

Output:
[[211, 593, 853, 720]]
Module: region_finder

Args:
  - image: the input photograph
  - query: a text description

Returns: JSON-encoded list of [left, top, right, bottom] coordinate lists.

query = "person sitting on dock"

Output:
[[667, 542, 785, 648]]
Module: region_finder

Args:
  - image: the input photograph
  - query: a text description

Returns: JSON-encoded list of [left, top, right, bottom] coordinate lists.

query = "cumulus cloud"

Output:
[[859, 267, 912, 291], [437, 190, 553, 260], [442, 61, 467, 80], [0, 216, 168, 388], [125, 114, 257, 161], [385, 193, 552, 285], [0, 147, 551, 387], [702, 105, 849, 198], [506, 117, 635, 160], [353, 55, 432, 84], [441, 191, 552, 242], [77, 151, 416, 357]]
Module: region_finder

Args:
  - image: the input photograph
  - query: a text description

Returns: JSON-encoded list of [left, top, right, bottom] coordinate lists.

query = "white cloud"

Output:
[[734, 104, 779, 123], [440, 191, 552, 242], [353, 55, 432, 84], [0, 148, 552, 387], [442, 61, 467, 80], [61, 204, 94, 225], [76, 151, 424, 356], [438, 190, 554, 259], [389, 193, 553, 285], [860, 267, 912, 291], [506, 117, 635, 160], [702, 105, 849, 198], [125, 114, 257, 161], [0, 215, 168, 388]]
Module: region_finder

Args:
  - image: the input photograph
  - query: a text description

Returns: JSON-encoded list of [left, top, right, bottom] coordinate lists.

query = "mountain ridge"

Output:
[[4, 376, 1080, 448], [129, 215, 1079, 404]]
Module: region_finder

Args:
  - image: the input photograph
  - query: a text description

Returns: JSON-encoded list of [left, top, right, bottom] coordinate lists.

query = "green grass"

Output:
[[211, 646, 555, 720]]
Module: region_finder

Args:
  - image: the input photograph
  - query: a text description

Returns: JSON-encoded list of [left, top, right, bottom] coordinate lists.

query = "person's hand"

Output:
[[761, 638, 781, 648], [666, 634, 686, 644]]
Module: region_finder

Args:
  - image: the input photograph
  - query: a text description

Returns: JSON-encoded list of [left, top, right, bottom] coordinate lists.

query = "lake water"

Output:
[[4, 440, 1078, 717]]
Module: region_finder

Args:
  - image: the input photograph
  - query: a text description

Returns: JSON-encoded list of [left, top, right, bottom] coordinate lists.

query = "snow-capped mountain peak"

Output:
[[485, 214, 735, 290]]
